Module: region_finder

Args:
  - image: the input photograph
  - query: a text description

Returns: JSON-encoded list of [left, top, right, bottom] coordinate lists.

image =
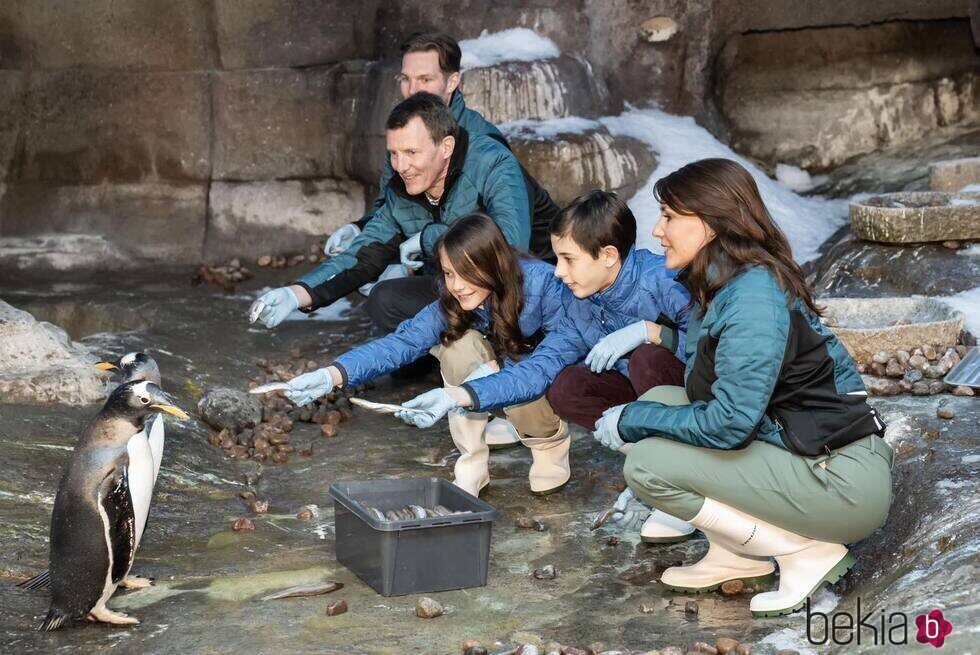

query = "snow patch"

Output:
[[459, 28, 560, 71], [775, 163, 828, 193], [962, 454, 980, 465], [960, 183, 980, 193], [957, 244, 980, 257], [600, 108, 848, 263], [500, 116, 601, 139], [935, 286, 980, 336]]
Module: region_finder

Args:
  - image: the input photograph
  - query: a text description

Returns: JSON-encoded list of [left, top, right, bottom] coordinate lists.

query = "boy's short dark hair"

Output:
[[550, 190, 637, 260], [400, 32, 462, 74], [386, 92, 459, 142]]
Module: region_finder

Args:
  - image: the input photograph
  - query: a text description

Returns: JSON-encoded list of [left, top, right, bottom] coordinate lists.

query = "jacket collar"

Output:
[[449, 90, 467, 122], [589, 247, 638, 310]]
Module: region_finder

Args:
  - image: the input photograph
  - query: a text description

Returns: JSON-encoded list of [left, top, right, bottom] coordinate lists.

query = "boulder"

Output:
[[849, 191, 980, 243], [197, 387, 262, 431], [506, 122, 655, 207], [0, 300, 104, 405]]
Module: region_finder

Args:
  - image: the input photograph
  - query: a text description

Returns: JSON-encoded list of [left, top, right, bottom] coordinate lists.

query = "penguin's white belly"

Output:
[[126, 433, 155, 551], [147, 413, 165, 484]]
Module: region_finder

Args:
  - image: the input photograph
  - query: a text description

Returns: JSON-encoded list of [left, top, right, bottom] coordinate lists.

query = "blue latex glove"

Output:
[[324, 223, 360, 256], [251, 287, 300, 329], [399, 232, 424, 270], [395, 388, 458, 428], [283, 368, 336, 407], [585, 320, 649, 373], [593, 403, 627, 451]]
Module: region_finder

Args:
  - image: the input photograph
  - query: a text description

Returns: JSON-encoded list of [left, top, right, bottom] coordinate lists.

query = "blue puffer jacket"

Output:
[[619, 266, 870, 451], [332, 259, 567, 400], [464, 248, 691, 411], [295, 128, 531, 309]]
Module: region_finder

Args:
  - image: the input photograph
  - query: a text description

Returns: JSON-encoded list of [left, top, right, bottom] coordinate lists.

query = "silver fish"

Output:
[[408, 505, 428, 519], [590, 507, 619, 531], [385, 510, 400, 522], [260, 581, 343, 601], [364, 506, 386, 522], [249, 381, 291, 394], [248, 299, 265, 324]]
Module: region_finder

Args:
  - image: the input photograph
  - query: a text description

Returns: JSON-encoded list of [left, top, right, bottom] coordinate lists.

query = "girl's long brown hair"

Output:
[[437, 213, 529, 362], [654, 158, 820, 315]]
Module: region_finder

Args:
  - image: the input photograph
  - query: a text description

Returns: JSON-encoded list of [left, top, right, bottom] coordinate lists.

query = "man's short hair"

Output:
[[400, 32, 462, 74], [551, 190, 637, 260], [386, 92, 459, 142]]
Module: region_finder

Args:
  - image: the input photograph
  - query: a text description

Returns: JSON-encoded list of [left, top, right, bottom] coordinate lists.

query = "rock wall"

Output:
[[0, 0, 976, 271]]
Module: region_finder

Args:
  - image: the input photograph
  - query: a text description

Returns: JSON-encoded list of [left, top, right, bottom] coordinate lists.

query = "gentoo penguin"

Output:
[[38, 380, 188, 631], [20, 352, 167, 593]]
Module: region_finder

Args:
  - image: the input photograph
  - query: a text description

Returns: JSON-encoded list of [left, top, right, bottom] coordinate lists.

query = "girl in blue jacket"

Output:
[[593, 159, 893, 618], [281, 213, 576, 496]]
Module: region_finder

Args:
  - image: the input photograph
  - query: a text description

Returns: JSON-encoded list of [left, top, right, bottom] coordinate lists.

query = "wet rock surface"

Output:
[[0, 270, 976, 654]]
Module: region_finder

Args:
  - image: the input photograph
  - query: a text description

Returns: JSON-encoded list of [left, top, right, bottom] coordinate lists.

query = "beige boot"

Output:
[[448, 410, 490, 497], [520, 421, 571, 495]]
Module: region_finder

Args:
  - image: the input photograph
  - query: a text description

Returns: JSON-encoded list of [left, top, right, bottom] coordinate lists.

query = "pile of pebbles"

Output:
[[458, 636, 758, 655], [859, 344, 973, 397], [192, 258, 253, 292], [257, 242, 327, 269], [361, 504, 473, 522], [204, 351, 373, 463]]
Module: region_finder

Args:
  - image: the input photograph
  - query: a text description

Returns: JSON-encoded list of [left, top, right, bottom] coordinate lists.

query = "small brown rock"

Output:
[[735, 645, 752, 655], [662, 648, 685, 655], [923, 364, 945, 379], [872, 350, 891, 364], [885, 358, 905, 378], [898, 378, 913, 392], [896, 350, 911, 365], [605, 536, 621, 547], [325, 599, 348, 616], [911, 381, 931, 396], [272, 451, 289, 464], [941, 240, 961, 250], [250, 499, 269, 513], [320, 423, 338, 438], [257, 255, 272, 267], [562, 648, 589, 655], [461, 639, 482, 652], [515, 516, 545, 531], [922, 344, 938, 360], [692, 643, 718, 655], [856, 363, 867, 374], [928, 380, 947, 395], [232, 517, 255, 532], [951, 385, 974, 396], [415, 596, 444, 618], [937, 406, 956, 420], [720, 579, 745, 596], [296, 509, 313, 521], [586, 643, 606, 655], [869, 362, 887, 377], [684, 600, 699, 616], [909, 354, 928, 370], [715, 638, 740, 655]]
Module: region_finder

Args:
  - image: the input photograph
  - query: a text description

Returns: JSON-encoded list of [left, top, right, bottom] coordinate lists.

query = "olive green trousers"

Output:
[[623, 386, 894, 544]]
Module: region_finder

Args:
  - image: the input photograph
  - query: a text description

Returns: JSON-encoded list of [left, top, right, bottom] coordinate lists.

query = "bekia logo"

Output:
[[916, 609, 954, 648], [806, 598, 954, 648]]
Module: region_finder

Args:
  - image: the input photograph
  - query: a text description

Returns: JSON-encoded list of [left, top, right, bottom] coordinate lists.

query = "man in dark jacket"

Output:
[[250, 92, 531, 329]]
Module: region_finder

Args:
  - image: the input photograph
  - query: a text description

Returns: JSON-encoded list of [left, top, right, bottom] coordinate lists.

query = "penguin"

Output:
[[20, 352, 167, 593], [37, 380, 188, 631]]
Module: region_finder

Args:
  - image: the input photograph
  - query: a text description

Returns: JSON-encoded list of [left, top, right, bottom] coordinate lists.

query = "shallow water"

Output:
[[0, 272, 976, 654]]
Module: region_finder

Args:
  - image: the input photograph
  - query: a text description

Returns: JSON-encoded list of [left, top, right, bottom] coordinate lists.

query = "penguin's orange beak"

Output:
[[95, 362, 119, 371], [150, 404, 189, 420]]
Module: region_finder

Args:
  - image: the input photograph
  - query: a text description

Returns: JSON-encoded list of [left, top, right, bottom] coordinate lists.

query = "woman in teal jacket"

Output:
[[593, 159, 893, 618]]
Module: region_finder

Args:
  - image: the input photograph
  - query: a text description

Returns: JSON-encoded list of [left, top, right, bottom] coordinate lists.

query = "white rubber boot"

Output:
[[689, 498, 855, 617], [485, 417, 521, 450], [660, 538, 775, 593], [448, 410, 490, 497], [640, 510, 698, 544], [519, 421, 571, 495]]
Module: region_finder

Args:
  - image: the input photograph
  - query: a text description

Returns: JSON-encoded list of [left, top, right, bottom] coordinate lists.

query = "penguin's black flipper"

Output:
[[102, 468, 136, 584], [17, 570, 50, 590]]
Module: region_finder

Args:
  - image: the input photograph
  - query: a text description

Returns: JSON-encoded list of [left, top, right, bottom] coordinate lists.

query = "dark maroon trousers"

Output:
[[546, 344, 686, 430]]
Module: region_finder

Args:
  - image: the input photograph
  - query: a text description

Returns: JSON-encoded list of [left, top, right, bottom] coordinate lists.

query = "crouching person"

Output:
[[592, 159, 893, 617], [282, 213, 578, 497]]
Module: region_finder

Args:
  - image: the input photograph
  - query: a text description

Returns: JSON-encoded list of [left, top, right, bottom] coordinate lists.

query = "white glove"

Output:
[[324, 224, 361, 256], [399, 232, 424, 270]]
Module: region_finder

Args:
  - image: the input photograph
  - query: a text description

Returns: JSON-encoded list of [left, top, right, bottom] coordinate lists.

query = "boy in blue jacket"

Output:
[[401, 191, 698, 541]]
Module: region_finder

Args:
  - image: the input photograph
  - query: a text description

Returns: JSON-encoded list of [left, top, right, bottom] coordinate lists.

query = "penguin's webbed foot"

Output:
[[87, 607, 140, 625], [118, 575, 154, 590]]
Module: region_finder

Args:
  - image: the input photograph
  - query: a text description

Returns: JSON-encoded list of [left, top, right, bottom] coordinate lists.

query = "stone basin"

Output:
[[820, 297, 965, 365], [929, 155, 980, 191], [849, 191, 980, 243]]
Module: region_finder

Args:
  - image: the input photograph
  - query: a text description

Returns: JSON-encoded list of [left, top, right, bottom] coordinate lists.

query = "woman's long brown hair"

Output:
[[654, 158, 821, 315], [437, 213, 529, 362]]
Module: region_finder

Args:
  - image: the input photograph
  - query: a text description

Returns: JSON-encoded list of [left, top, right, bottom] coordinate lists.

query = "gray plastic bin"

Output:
[[329, 477, 497, 596]]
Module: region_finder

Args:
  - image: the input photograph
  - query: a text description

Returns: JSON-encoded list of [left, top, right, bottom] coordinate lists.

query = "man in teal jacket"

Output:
[[250, 92, 531, 329]]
